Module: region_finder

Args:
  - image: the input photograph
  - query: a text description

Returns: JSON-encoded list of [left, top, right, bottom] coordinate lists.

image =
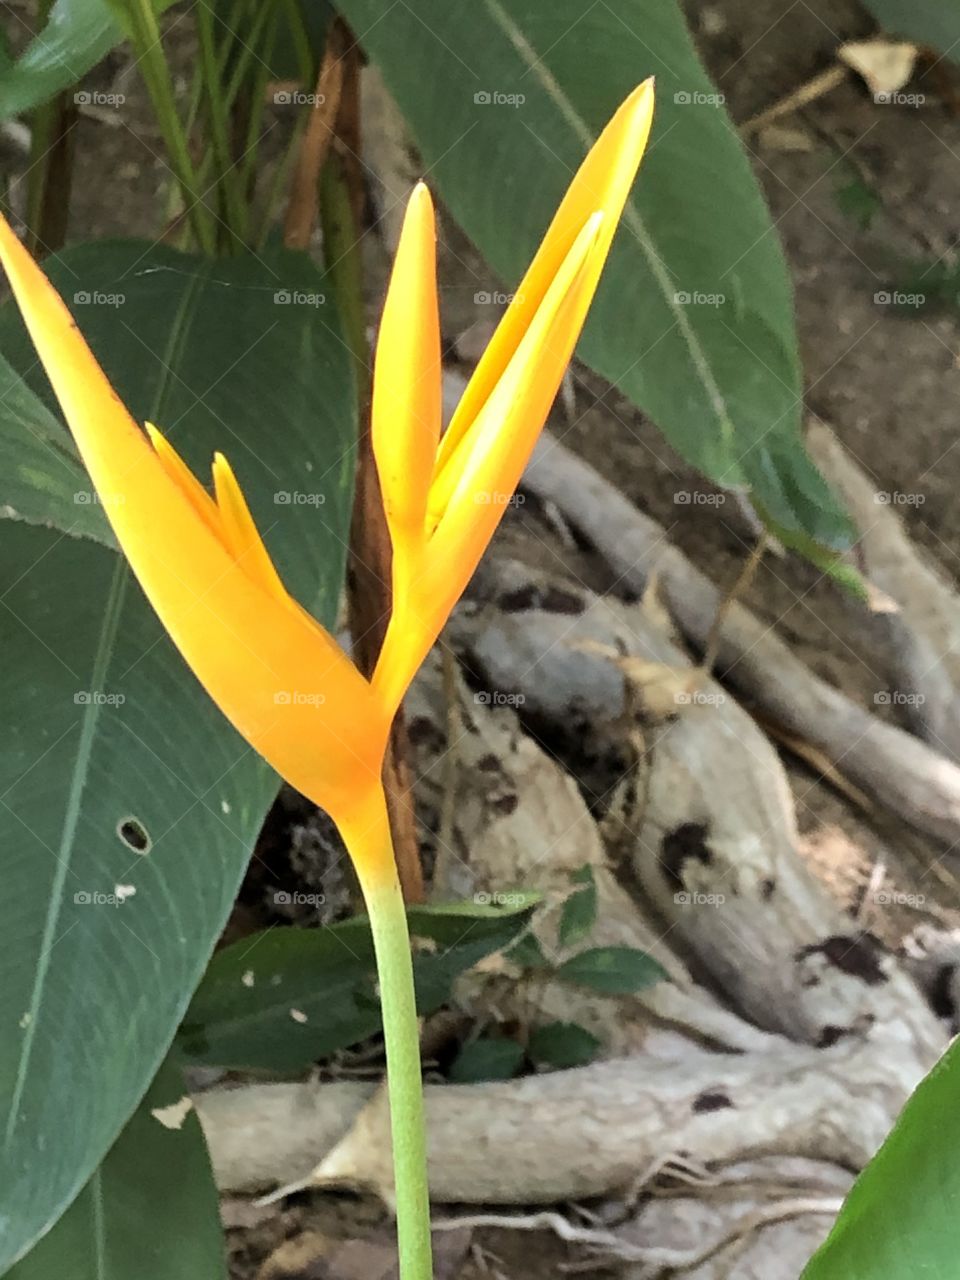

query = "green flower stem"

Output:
[[353, 791, 433, 1280], [367, 877, 433, 1278], [318, 62, 429, 1273]]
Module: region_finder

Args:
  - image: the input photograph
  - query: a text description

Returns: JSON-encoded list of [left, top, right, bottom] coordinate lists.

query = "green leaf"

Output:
[[801, 1037, 960, 1279], [557, 946, 667, 995], [0, 241, 356, 1270], [0, 350, 113, 545], [410, 897, 538, 1012], [861, 0, 960, 63], [528, 1020, 601, 1069], [8, 1055, 226, 1280], [0, 0, 177, 120], [558, 865, 597, 948], [335, 0, 854, 550], [181, 897, 536, 1071], [407, 892, 540, 945], [752, 498, 869, 600], [506, 931, 548, 970], [180, 923, 380, 1073], [449, 1036, 525, 1083]]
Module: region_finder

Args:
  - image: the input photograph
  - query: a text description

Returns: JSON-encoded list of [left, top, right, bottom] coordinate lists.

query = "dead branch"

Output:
[[449, 559, 944, 1060], [522, 433, 960, 849], [196, 1035, 923, 1203]]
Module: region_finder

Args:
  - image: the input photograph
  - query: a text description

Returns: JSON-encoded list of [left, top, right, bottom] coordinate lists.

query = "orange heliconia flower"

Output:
[[0, 81, 654, 883]]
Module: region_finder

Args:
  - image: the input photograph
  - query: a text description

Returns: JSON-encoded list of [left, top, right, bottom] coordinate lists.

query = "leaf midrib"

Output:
[[4, 556, 129, 1146]]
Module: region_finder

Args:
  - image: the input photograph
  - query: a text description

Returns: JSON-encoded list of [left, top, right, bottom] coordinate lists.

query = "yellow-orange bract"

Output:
[[0, 81, 653, 881]]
